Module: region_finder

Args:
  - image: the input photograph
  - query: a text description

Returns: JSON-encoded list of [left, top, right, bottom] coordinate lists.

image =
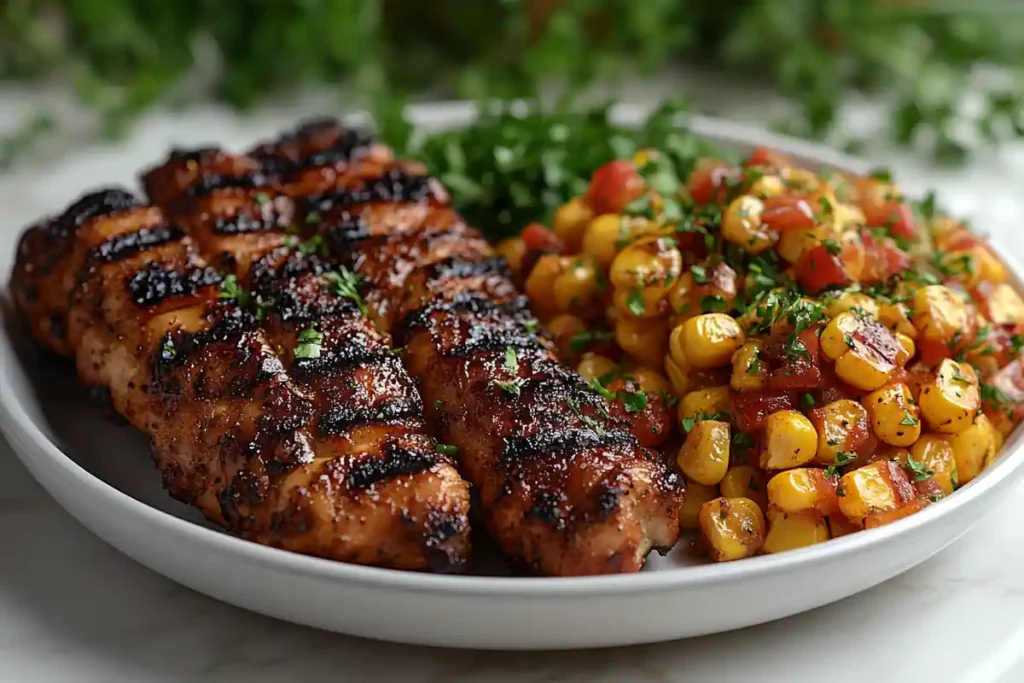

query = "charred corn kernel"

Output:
[[677, 420, 731, 485], [664, 355, 691, 396], [912, 285, 972, 343], [895, 333, 916, 365], [862, 383, 921, 447], [777, 225, 831, 264], [836, 348, 897, 392], [625, 367, 674, 395], [679, 385, 732, 421], [494, 237, 527, 272], [909, 434, 958, 495], [576, 353, 619, 383], [946, 414, 998, 485], [827, 292, 880, 320], [767, 468, 838, 515], [699, 497, 766, 562], [811, 398, 870, 465], [919, 359, 980, 434], [614, 316, 669, 369], [879, 302, 917, 339], [552, 197, 594, 251], [820, 312, 861, 360], [606, 236, 679, 301], [761, 410, 818, 470], [938, 250, 983, 288], [582, 214, 628, 268], [985, 283, 1024, 326], [837, 461, 913, 523], [731, 339, 767, 392], [612, 285, 664, 319], [865, 498, 930, 529], [722, 195, 777, 254], [672, 313, 745, 370], [749, 174, 786, 198], [763, 508, 829, 554], [678, 480, 719, 530], [828, 513, 862, 537], [552, 255, 602, 317], [523, 254, 565, 320], [720, 466, 768, 509]]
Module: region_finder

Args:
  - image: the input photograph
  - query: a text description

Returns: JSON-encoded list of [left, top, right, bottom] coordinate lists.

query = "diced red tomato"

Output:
[[587, 160, 645, 215], [858, 200, 918, 240], [817, 364, 854, 404], [745, 146, 793, 170], [855, 229, 911, 284], [914, 477, 945, 500], [917, 338, 951, 367], [732, 390, 798, 434], [764, 328, 822, 391], [761, 195, 816, 232], [796, 244, 851, 293], [520, 222, 564, 253], [687, 166, 736, 205]]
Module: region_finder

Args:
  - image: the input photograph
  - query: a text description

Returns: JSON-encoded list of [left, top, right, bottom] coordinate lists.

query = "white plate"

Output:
[[2, 103, 1024, 650]]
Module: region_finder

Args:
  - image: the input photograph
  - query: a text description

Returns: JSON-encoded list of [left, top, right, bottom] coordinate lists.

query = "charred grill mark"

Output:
[[93, 224, 185, 262], [526, 491, 566, 527], [169, 147, 219, 163], [395, 291, 532, 342], [154, 303, 255, 373], [305, 169, 444, 212], [127, 261, 223, 307], [213, 213, 279, 235], [249, 251, 332, 294], [423, 256, 511, 283], [48, 188, 142, 242], [318, 396, 424, 436], [291, 346, 402, 382], [422, 510, 470, 573], [322, 214, 371, 255], [595, 482, 624, 519], [183, 172, 271, 199], [452, 320, 543, 359], [250, 118, 374, 170], [501, 427, 634, 465], [346, 443, 438, 490]]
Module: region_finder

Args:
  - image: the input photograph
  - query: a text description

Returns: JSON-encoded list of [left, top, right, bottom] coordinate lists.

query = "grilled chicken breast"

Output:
[[252, 119, 685, 575], [10, 184, 470, 571]]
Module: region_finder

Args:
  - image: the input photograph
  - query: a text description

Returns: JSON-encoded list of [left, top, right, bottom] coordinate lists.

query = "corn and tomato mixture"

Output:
[[498, 145, 1024, 563]]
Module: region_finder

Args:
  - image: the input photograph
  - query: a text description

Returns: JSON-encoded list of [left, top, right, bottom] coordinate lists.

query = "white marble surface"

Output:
[[2, 100, 1024, 682]]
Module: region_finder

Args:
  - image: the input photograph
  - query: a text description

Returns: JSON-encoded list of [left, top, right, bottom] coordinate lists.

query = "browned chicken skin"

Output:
[[251, 119, 685, 575], [10, 180, 471, 571]]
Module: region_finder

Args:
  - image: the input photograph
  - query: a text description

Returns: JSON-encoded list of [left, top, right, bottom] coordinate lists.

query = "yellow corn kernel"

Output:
[[624, 367, 674, 395], [837, 461, 910, 523], [664, 355, 691, 396], [677, 420, 731, 485], [826, 292, 880, 320], [720, 466, 768, 509], [609, 236, 682, 318], [552, 255, 602, 317], [912, 285, 973, 343], [909, 434, 958, 495], [581, 214, 628, 268], [731, 339, 767, 392], [679, 385, 733, 421], [699, 497, 767, 562], [767, 468, 836, 515], [523, 253, 565, 320], [673, 313, 745, 370], [971, 245, 1009, 285], [576, 353, 619, 383], [612, 285, 663, 319], [810, 398, 870, 465], [945, 414, 998, 486], [763, 508, 830, 554], [862, 383, 921, 447], [938, 250, 983, 288], [761, 410, 818, 470], [552, 197, 594, 252], [781, 166, 822, 192], [678, 480, 719, 530], [749, 174, 786, 199], [894, 333, 916, 366], [836, 348, 897, 392], [494, 236, 527, 273], [777, 225, 830, 264], [614, 316, 669, 369], [721, 195, 777, 254], [878, 302, 917, 339], [820, 312, 861, 361], [919, 359, 980, 434], [984, 283, 1024, 327]]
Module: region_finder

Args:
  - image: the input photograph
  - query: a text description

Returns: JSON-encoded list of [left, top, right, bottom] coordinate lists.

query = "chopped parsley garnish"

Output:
[[625, 288, 646, 316], [619, 390, 648, 413], [435, 442, 459, 456], [504, 346, 519, 374], [900, 414, 920, 426], [495, 380, 522, 397], [434, 399, 445, 409], [254, 294, 275, 322], [161, 337, 176, 360], [821, 238, 842, 256], [981, 382, 1013, 406], [818, 195, 833, 215], [747, 355, 762, 375], [801, 393, 816, 409], [700, 294, 728, 313], [253, 191, 272, 204], [218, 274, 250, 305], [904, 454, 934, 482], [680, 411, 731, 434], [691, 264, 709, 284], [869, 168, 893, 182], [1011, 334, 1024, 355], [298, 234, 328, 257], [825, 450, 856, 478], [523, 318, 539, 333], [323, 267, 367, 316], [570, 328, 613, 352], [294, 326, 324, 359], [587, 377, 617, 400]]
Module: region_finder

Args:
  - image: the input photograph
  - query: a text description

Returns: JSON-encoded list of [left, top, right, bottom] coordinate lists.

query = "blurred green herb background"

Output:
[[2, 0, 1024, 167]]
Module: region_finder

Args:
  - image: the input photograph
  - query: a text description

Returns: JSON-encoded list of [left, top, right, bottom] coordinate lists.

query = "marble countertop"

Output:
[[2, 97, 1024, 683]]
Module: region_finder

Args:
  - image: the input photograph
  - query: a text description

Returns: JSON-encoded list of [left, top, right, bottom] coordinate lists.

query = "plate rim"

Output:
[[2, 101, 1023, 598]]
